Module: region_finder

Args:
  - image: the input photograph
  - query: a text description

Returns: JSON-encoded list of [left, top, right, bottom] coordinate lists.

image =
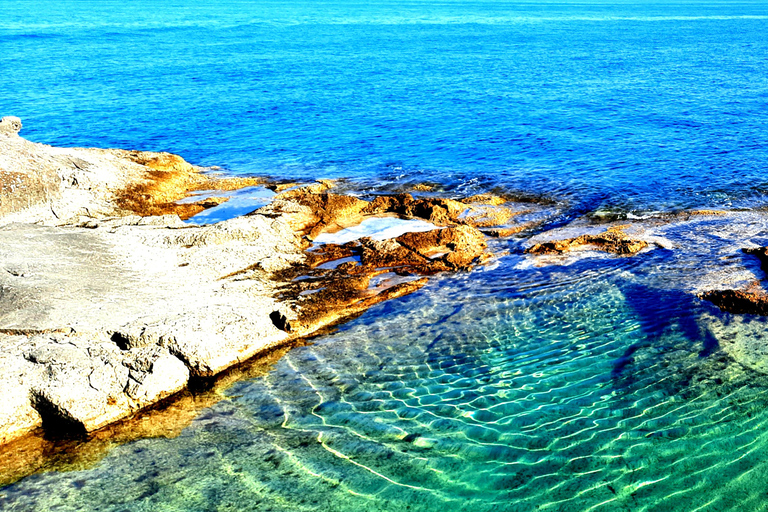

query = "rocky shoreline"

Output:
[[0, 117, 543, 448], [5, 115, 768, 483]]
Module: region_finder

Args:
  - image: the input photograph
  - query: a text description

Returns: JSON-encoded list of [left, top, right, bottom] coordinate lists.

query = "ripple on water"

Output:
[[4, 251, 768, 511]]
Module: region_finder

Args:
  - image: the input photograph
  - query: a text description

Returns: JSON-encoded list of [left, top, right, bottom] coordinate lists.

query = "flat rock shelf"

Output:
[[0, 117, 534, 449]]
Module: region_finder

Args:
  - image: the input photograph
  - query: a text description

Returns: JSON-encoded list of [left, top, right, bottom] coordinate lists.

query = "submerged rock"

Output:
[[743, 247, 768, 273], [699, 248, 768, 315], [699, 286, 768, 315], [526, 225, 649, 256]]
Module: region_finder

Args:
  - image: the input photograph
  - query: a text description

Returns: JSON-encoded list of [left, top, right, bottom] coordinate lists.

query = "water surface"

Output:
[[2, 1, 768, 510]]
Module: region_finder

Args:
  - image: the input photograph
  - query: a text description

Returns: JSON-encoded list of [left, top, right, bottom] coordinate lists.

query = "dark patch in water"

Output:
[[612, 283, 721, 391], [533, 192, 612, 234], [402, 432, 422, 443]]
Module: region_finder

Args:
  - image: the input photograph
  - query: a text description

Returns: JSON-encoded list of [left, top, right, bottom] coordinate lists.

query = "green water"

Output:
[[5, 219, 768, 511]]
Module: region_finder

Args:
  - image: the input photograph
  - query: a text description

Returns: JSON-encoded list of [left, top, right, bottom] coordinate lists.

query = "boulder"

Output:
[[527, 226, 648, 256], [0, 116, 22, 137]]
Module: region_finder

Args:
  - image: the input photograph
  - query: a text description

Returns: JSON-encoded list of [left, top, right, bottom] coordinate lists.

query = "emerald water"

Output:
[[5, 219, 768, 511], [3, 0, 768, 509]]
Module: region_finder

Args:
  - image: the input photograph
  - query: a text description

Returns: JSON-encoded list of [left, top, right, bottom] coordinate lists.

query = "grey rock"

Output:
[[23, 335, 189, 433], [117, 305, 287, 378], [0, 341, 44, 444], [0, 206, 302, 442], [0, 162, 62, 218]]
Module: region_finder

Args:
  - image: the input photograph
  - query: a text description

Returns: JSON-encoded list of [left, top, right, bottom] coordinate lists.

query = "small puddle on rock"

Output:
[[184, 186, 275, 225], [367, 272, 421, 290], [316, 256, 361, 270], [299, 287, 326, 296], [313, 216, 439, 245]]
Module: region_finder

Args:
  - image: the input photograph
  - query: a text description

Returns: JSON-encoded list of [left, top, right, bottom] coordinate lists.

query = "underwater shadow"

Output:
[[611, 282, 719, 389]]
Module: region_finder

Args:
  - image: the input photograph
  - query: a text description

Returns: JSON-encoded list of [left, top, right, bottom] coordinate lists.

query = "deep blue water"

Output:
[[4, 2, 768, 511], [3, 0, 768, 212]]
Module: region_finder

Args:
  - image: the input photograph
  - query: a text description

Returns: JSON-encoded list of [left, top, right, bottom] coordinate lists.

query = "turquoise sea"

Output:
[[3, 1, 768, 510]]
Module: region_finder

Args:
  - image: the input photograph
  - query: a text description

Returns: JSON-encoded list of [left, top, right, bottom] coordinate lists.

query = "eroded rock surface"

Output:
[[0, 340, 301, 486], [699, 248, 768, 315], [699, 286, 768, 316], [0, 118, 519, 447], [271, 224, 489, 336], [0, 212, 305, 442], [258, 187, 538, 242], [526, 225, 648, 256], [0, 128, 264, 226], [0, 116, 22, 136]]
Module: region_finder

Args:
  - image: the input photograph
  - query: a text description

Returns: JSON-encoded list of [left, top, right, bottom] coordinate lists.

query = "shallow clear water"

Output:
[[183, 186, 275, 225], [5, 241, 768, 511], [3, 1, 768, 511]]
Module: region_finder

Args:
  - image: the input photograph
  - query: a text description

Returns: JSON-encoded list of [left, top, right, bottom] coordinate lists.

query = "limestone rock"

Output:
[[261, 188, 370, 238], [275, 224, 489, 336], [362, 193, 415, 216], [28, 339, 189, 432], [0, 377, 41, 444], [0, 124, 508, 449], [0, 211, 302, 441], [0, 118, 266, 225], [115, 306, 288, 378], [0, 342, 43, 444], [359, 237, 430, 268], [0, 154, 62, 218], [0, 116, 22, 137]]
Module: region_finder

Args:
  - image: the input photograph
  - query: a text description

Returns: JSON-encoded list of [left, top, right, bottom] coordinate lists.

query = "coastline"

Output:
[[4, 116, 768, 489], [0, 117, 539, 454]]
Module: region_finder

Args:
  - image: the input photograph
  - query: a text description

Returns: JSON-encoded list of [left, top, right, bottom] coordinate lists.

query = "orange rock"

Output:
[[115, 153, 265, 220], [527, 228, 648, 256], [305, 243, 356, 268], [699, 285, 768, 315], [284, 191, 370, 238], [273, 225, 489, 336], [700, 248, 768, 315], [359, 237, 430, 268], [461, 193, 507, 206], [126, 151, 193, 173], [362, 193, 415, 216], [407, 198, 468, 225]]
